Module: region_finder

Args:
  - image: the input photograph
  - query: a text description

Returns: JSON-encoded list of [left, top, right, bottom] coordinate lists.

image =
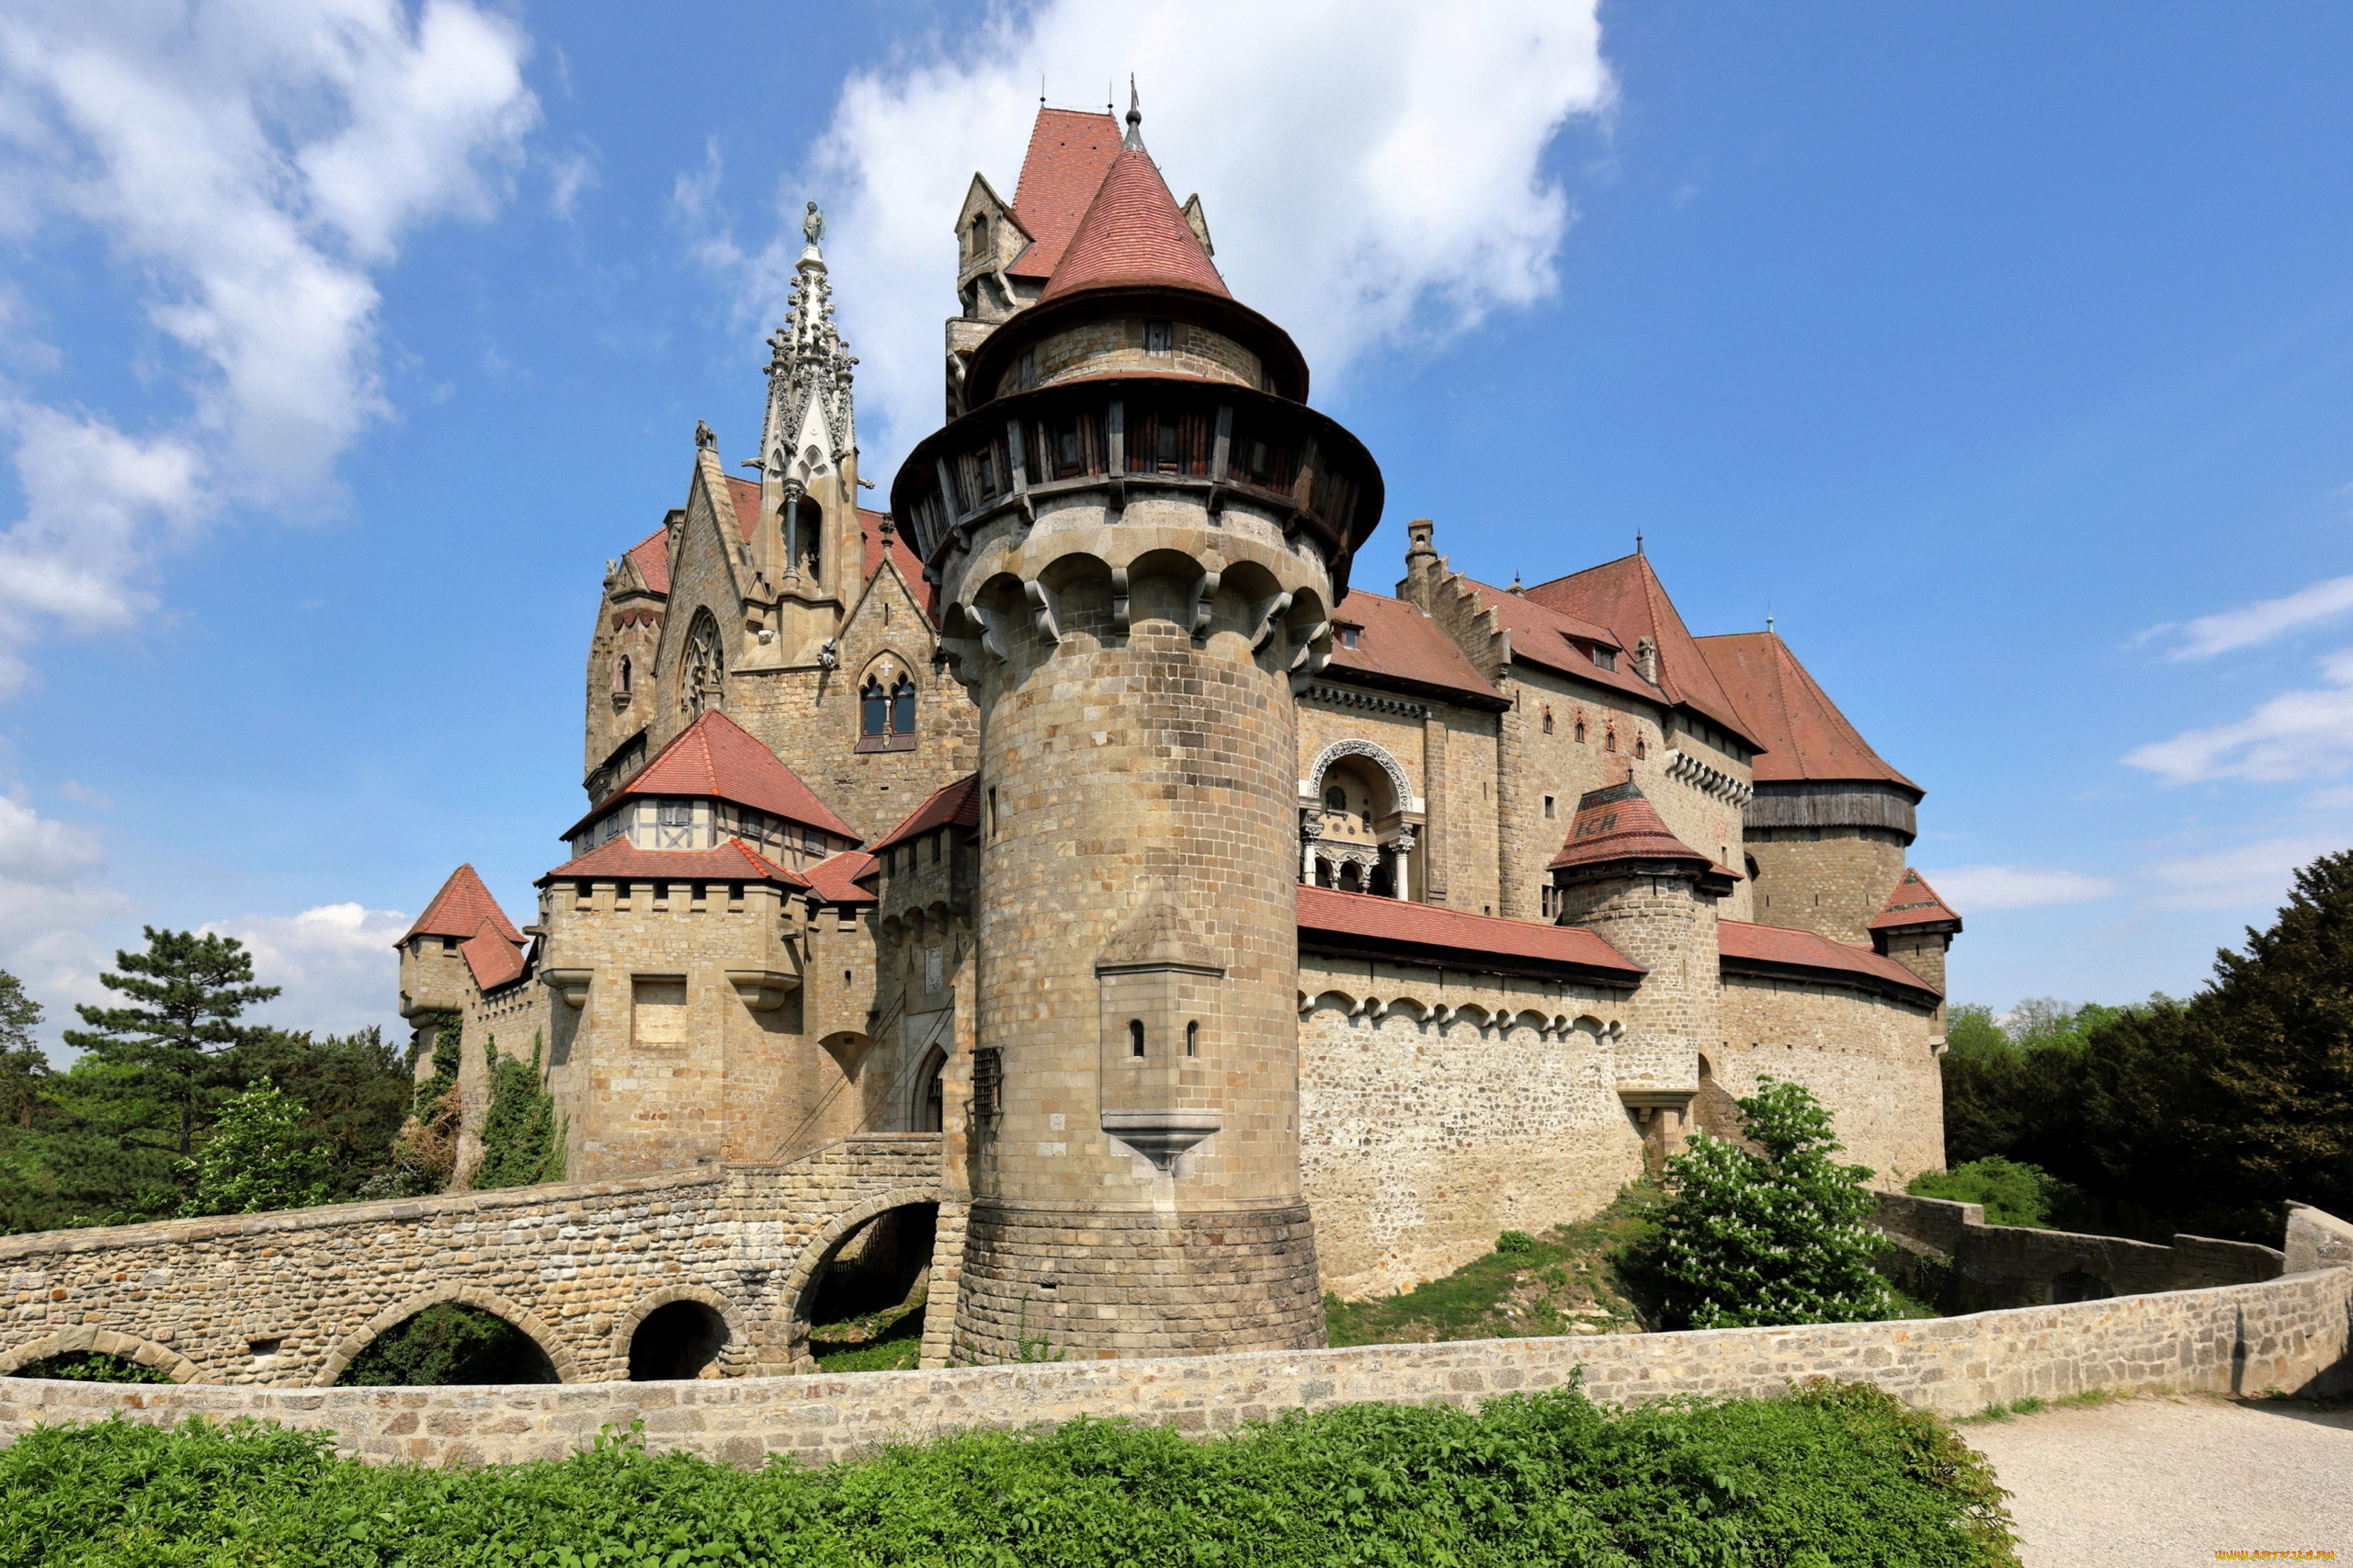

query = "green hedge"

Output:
[[0, 1381, 2017, 1567]]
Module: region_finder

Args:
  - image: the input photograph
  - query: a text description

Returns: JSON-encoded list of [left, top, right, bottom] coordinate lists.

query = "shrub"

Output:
[[0, 1381, 2018, 1567], [335, 1303, 556, 1387], [1907, 1158, 2069, 1228], [1495, 1229, 1535, 1253], [1628, 1078, 1901, 1330], [176, 1077, 331, 1217], [6, 1352, 171, 1384]]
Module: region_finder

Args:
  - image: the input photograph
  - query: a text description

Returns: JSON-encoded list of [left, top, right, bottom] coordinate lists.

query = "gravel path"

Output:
[[1963, 1393, 2353, 1567]]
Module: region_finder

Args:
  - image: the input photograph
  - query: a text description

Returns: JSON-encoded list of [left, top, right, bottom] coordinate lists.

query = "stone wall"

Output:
[[7, 1252, 2345, 1469], [0, 1136, 943, 1386], [1876, 1191, 2287, 1312], [1745, 828, 1908, 947], [1297, 962, 1636, 1297], [1712, 971, 1943, 1183]]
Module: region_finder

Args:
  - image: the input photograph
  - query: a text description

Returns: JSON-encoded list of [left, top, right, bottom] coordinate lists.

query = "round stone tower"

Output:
[[892, 100, 1382, 1360]]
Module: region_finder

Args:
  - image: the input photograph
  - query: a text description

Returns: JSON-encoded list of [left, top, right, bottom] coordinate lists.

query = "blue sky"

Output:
[[6, 0, 2353, 1050]]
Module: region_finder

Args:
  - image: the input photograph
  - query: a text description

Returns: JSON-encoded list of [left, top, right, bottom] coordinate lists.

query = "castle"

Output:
[[395, 101, 1960, 1364]]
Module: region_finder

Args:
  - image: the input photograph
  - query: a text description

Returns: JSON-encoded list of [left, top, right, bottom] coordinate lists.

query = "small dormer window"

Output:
[[1591, 645, 1617, 672], [658, 801, 691, 828], [1337, 626, 1359, 649], [802, 825, 824, 854]]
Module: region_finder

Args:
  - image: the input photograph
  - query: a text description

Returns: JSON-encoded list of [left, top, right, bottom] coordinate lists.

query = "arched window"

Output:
[[1128, 1019, 1145, 1058], [789, 498, 823, 577], [683, 611, 723, 718], [861, 677, 889, 737], [1541, 706, 1553, 734], [1324, 785, 1347, 812], [969, 211, 988, 259], [891, 676, 915, 736], [1604, 725, 1618, 753], [1186, 1021, 1199, 1057], [858, 666, 919, 753], [1635, 736, 1648, 760], [613, 653, 632, 695], [1574, 713, 1586, 744]]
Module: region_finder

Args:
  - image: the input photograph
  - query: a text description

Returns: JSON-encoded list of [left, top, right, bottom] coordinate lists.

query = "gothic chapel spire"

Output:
[[760, 200, 858, 485]]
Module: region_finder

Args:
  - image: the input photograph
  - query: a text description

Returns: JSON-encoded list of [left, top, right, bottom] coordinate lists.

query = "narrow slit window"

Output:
[[1128, 1019, 1145, 1058], [1186, 1021, 1199, 1057]]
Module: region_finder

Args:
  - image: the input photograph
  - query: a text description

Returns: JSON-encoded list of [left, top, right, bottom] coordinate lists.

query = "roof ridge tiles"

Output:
[[560, 710, 858, 843], [400, 864, 522, 948]]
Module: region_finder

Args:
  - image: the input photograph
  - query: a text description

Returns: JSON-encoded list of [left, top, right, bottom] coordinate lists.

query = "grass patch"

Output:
[[811, 1303, 925, 1373], [1325, 1185, 1660, 1347], [0, 1381, 2018, 1566], [1956, 1387, 2121, 1424]]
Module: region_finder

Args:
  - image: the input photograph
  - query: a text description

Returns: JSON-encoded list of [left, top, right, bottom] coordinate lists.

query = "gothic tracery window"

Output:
[[683, 611, 724, 718], [858, 666, 918, 752]]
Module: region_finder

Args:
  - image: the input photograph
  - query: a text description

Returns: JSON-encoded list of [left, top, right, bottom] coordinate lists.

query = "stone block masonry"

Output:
[[5, 1253, 2346, 1469]]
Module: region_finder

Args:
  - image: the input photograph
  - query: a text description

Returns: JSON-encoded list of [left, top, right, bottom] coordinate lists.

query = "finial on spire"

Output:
[[1766, 603, 1775, 634], [1508, 570, 1522, 593], [1635, 529, 1644, 556], [1122, 75, 1144, 150]]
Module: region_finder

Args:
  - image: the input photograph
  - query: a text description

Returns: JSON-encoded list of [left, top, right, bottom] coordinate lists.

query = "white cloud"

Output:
[[209, 902, 410, 1040], [2139, 836, 2345, 911], [0, 0, 537, 695], [0, 790, 131, 1049], [2153, 572, 2353, 660], [689, 0, 1611, 468], [2125, 648, 2353, 784], [1918, 864, 2119, 911]]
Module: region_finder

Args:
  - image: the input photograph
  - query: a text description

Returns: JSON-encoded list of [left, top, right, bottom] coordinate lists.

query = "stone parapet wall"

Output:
[[1875, 1190, 2285, 1312], [6, 1260, 2345, 1469], [0, 1137, 943, 1387]]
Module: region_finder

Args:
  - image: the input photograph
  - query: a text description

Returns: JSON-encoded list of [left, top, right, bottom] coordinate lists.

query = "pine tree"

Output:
[[2083, 849, 2353, 1240], [1634, 1078, 1900, 1329], [60, 928, 280, 1163]]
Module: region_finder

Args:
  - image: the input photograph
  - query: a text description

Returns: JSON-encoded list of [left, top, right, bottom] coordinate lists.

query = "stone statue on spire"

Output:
[[801, 200, 825, 251]]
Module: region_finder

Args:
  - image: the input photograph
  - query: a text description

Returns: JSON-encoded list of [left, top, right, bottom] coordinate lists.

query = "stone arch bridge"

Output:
[[0, 1134, 952, 1386]]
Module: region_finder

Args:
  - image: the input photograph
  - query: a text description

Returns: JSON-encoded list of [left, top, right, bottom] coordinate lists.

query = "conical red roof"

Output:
[[1039, 144, 1227, 301], [561, 710, 856, 842], [1694, 630, 1917, 791], [1869, 868, 1962, 931], [400, 864, 522, 948], [1006, 108, 1121, 281], [1549, 774, 1717, 875]]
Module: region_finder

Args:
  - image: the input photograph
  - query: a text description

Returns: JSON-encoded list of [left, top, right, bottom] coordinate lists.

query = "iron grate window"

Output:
[[971, 1047, 1004, 1119]]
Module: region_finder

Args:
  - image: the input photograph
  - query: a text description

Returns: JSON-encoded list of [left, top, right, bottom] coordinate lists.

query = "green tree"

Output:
[[2080, 849, 2353, 1241], [60, 928, 280, 1162], [0, 968, 50, 1131], [1631, 1078, 1900, 1329], [472, 1032, 563, 1189], [229, 1026, 409, 1198], [178, 1078, 333, 1216]]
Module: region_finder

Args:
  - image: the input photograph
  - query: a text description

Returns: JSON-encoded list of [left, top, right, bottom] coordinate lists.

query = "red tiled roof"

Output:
[[561, 710, 857, 842], [803, 849, 877, 906], [622, 527, 669, 596], [1693, 631, 1917, 791], [870, 773, 982, 855], [723, 475, 761, 542], [537, 835, 808, 889], [1296, 885, 1643, 984], [1006, 108, 1122, 280], [1039, 143, 1228, 302], [1549, 775, 1718, 874], [859, 508, 934, 620], [1521, 555, 1755, 744], [1718, 919, 1941, 1001], [400, 864, 522, 948], [1870, 868, 1961, 931], [1458, 579, 1660, 705], [460, 919, 526, 991], [1325, 591, 1504, 706]]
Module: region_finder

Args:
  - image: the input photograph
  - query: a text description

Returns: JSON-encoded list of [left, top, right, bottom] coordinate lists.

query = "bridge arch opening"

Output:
[[628, 1299, 730, 1381], [6, 1350, 173, 1384], [334, 1301, 558, 1386], [799, 1200, 938, 1369]]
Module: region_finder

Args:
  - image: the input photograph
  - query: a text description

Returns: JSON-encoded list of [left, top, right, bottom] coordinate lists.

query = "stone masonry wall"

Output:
[[1745, 830, 1907, 946], [0, 1136, 942, 1387], [7, 1256, 2345, 1469], [1297, 962, 1638, 1297], [1713, 972, 1943, 1183], [1875, 1191, 2286, 1312]]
